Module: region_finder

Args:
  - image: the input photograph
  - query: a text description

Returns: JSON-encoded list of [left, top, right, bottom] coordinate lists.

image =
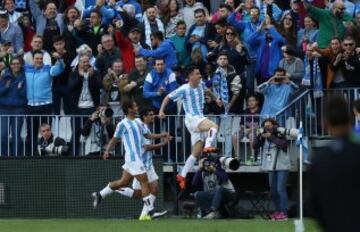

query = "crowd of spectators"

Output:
[[0, 0, 359, 157]]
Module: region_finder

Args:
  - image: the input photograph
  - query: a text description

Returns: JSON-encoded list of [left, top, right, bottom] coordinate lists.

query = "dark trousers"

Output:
[[53, 85, 71, 115], [0, 107, 25, 156], [195, 186, 236, 216], [71, 107, 96, 156], [26, 104, 53, 156]]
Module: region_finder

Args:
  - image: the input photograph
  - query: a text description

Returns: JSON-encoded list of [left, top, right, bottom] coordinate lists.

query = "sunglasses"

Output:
[[337, 7, 346, 11], [284, 17, 293, 21], [344, 43, 354, 47], [226, 32, 235, 35]]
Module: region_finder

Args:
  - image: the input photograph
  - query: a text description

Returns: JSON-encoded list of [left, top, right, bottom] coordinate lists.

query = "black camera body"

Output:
[[201, 153, 240, 171], [38, 137, 70, 157]]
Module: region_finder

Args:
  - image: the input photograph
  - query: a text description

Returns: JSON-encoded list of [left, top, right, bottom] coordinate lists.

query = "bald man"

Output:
[[302, 0, 352, 48]]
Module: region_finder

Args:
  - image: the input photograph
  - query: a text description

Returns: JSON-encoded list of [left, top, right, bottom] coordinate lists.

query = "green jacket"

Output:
[[307, 6, 352, 48]]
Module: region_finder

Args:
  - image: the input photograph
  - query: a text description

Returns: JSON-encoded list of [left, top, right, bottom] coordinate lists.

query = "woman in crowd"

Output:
[[275, 11, 297, 47], [0, 56, 26, 156], [161, 0, 184, 38]]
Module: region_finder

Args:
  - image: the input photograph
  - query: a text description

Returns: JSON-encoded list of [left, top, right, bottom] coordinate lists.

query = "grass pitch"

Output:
[[0, 219, 320, 232]]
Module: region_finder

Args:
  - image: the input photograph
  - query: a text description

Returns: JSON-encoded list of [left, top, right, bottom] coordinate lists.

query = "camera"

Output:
[[274, 77, 284, 83], [98, 108, 114, 119], [258, 126, 299, 138], [40, 143, 70, 156], [201, 154, 240, 171]]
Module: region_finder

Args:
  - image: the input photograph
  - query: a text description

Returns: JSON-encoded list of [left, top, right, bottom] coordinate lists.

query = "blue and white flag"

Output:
[[296, 128, 310, 164]]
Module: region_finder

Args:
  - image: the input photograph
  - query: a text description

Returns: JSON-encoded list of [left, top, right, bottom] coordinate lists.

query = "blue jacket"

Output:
[[143, 68, 178, 109], [25, 60, 65, 106], [246, 27, 286, 78], [185, 22, 216, 51], [139, 40, 178, 69], [0, 69, 27, 107], [116, 0, 143, 22], [29, 0, 65, 36], [227, 12, 262, 59], [83, 5, 119, 27]]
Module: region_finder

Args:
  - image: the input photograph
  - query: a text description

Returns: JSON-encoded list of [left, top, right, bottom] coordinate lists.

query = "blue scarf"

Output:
[[312, 57, 323, 98], [213, 68, 229, 104]]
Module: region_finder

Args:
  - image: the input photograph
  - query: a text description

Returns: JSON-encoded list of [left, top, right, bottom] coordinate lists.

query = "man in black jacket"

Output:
[[69, 54, 102, 156]]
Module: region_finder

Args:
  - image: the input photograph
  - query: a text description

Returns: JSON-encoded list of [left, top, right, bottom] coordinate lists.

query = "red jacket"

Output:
[[114, 30, 135, 73]]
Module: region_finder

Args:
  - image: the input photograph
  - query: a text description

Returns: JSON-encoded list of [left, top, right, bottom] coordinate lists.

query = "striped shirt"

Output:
[[168, 83, 205, 117], [137, 119, 153, 171], [114, 117, 149, 162]]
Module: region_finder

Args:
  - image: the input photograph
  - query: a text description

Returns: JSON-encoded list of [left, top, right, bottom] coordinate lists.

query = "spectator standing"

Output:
[[102, 59, 127, 116], [253, 118, 290, 221], [124, 56, 152, 109], [28, 0, 65, 52], [140, 6, 165, 48], [0, 56, 26, 156], [116, 0, 143, 22], [25, 50, 65, 155], [212, 52, 242, 157], [74, 10, 107, 56], [69, 54, 102, 156], [296, 15, 318, 50], [185, 8, 216, 60], [247, 15, 286, 82], [51, 35, 74, 115], [302, 0, 352, 49], [169, 21, 190, 68], [95, 34, 122, 77], [82, 0, 117, 27], [17, 14, 35, 53], [23, 35, 52, 66], [279, 45, 305, 86], [4, 0, 22, 25], [0, 9, 23, 53], [183, 0, 208, 33], [257, 68, 298, 118], [211, 3, 236, 24], [275, 11, 297, 47], [161, 0, 184, 38], [137, 31, 178, 70]]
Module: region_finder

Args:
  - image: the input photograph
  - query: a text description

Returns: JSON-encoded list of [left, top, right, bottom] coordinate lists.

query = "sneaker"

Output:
[[139, 215, 152, 221], [274, 212, 288, 221], [203, 211, 220, 219], [270, 212, 279, 220], [91, 192, 102, 209], [202, 147, 218, 154], [149, 210, 168, 219], [176, 174, 186, 190]]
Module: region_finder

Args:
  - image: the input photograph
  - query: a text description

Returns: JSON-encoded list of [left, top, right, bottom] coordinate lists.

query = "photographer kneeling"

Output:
[[38, 123, 70, 156], [192, 157, 236, 219], [253, 118, 290, 221], [80, 106, 115, 156]]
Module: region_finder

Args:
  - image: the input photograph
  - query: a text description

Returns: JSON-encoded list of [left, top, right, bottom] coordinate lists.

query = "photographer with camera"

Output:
[[37, 123, 70, 157], [257, 67, 298, 119], [252, 118, 290, 221], [192, 156, 236, 219], [80, 106, 115, 156]]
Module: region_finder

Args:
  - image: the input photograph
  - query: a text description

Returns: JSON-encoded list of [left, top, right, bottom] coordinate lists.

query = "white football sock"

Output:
[[143, 194, 154, 212], [205, 127, 218, 148], [140, 204, 148, 217], [116, 187, 134, 198], [99, 184, 114, 199], [181, 154, 197, 178]]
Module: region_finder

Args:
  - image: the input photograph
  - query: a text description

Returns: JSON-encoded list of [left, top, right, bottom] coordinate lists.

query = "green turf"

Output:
[[0, 219, 320, 232]]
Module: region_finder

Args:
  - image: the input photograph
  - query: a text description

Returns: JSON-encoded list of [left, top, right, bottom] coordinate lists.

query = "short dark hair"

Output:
[[275, 67, 286, 74], [122, 101, 135, 115], [90, 9, 101, 17], [343, 36, 355, 42], [176, 20, 186, 27], [325, 96, 350, 127], [261, 118, 279, 127], [194, 8, 206, 16], [139, 108, 154, 121], [185, 65, 200, 77], [150, 31, 164, 41], [246, 94, 259, 102], [134, 55, 145, 60], [251, 6, 260, 12], [217, 51, 228, 59], [154, 57, 165, 63], [214, 18, 228, 27], [52, 35, 64, 43], [219, 3, 232, 12], [32, 50, 44, 57]]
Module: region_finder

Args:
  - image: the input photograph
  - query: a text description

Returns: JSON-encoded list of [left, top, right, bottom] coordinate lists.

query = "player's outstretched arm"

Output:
[[103, 137, 118, 160], [143, 135, 173, 152], [159, 96, 171, 119]]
